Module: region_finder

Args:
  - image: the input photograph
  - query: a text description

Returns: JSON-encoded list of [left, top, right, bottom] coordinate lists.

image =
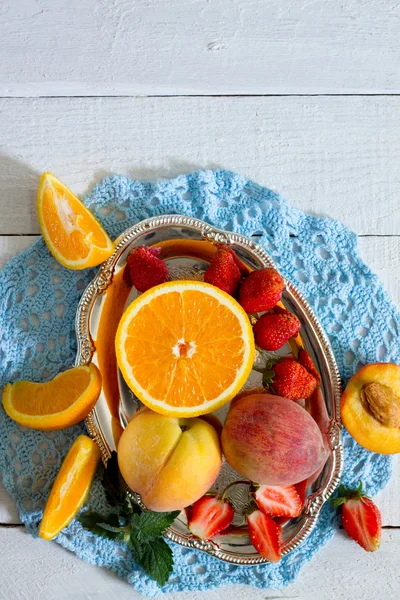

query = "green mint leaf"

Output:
[[135, 538, 174, 587], [102, 451, 124, 508], [127, 531, 142, 557], [97, 522, 125, 534], [135, 510, 181, 541], [78, 511, 123, 540]]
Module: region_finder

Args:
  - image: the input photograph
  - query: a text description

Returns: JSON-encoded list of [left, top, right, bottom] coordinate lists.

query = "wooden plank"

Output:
[[0, 236, 39, 270], [1, 1, 400, 96], [1, 96, 400, 235], [0, 526, 399, 600], [1, 235, 400, 526], [0, 480, 20, 524]]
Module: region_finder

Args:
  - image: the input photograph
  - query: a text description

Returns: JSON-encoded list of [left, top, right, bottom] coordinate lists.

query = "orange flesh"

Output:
[[41, 177, 109, 259], [12, 369, 91, 415], [341, 363, 400, 454], [2, 365, 101, 430], [39, 435, 100, 540], [124, 289, 246, 406], [95, 268, 131, 418]]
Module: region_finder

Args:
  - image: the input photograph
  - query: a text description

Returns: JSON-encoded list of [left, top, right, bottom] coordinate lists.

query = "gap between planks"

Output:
[[2, 94, 400, 99]]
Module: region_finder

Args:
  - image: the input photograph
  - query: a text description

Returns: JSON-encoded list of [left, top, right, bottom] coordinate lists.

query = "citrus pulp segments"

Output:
[[39, 435, 101, 540], [37, 172, 114, 269], [115, 280, 255, 417], [2, 364, 102, 430]]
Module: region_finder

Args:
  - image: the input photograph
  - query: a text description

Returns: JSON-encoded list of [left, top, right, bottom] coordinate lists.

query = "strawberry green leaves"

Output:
[[78, 451, 180, 587]]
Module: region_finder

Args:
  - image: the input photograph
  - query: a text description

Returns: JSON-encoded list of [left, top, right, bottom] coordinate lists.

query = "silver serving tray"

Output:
[[75, 215, 343, 564]]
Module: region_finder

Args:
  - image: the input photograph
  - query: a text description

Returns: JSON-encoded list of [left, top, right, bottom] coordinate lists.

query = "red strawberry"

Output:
[[254, 485, 302, 518], [188, 495, 234, 539], [247, 510, 282, 562], [298, 349, 321, 384], [273, 304, 287, 314], [294, 479, 308, 507], [264, 357, 317, 401], [332, 483, 381, 552], [239, 268, 284, 313], [127, 246, 169, 292], [204, 247, 242, 295], [254, 311, 301, 351]]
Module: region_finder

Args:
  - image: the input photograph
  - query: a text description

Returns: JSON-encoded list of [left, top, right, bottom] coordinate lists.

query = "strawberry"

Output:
[[253, 311, 301, 351], [204, 246, 242, 295], [127, 246, 169, 292], [264, 357, 317, 401], [247, 510, 282, 562], [294, 479, 308, 507], [239, 268, 284, 313], [298, 349, 321, 384], [332, 483, 381, 552], [188, 495, 234, 539], [254, 485, 302, 518]]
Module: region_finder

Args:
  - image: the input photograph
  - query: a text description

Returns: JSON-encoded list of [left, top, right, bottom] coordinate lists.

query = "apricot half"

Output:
[[341, 363, 400, 454], [118, 409, 222, 511]]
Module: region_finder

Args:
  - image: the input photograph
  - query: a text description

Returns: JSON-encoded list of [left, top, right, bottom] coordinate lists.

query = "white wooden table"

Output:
[[1, 2, 400, 599]]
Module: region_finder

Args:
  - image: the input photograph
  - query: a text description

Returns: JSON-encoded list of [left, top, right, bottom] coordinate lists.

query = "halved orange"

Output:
[[37, 172, 114, 269], [115, 281, 255, 417], [2, 364, 102, 430], [39, 435, 101, 540]]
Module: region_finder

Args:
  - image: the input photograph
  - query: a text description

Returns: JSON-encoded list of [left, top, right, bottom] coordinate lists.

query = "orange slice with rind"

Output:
[[115, 280, 255, 417], [2, 364, 102, 430], [39, 435, 101, 540], [37, 172, 114, 269]]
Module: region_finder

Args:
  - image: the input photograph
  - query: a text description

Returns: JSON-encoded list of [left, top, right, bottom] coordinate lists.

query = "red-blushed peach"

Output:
[[341, 363, 400, 454], [117, 409, 222, 511], [221, 393, 326, 485]]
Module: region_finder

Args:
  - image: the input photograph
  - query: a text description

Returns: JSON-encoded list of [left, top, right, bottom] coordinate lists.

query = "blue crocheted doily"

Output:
[[1, 170, 398, 597]]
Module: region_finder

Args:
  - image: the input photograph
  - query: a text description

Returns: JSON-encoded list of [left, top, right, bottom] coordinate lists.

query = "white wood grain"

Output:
[[1, 96, 400, 235], [1, 235, 400, 527], [1, 0, 400, 96], [0, 479, 20, 523], [0, 526, 399, 600], [0, 236, 39, 270]]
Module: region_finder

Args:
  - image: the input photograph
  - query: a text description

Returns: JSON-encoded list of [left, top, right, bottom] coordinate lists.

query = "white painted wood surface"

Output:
[[1, 97, 400, 235], [1, 1, 400, 598], [1, 0, 400, 96]]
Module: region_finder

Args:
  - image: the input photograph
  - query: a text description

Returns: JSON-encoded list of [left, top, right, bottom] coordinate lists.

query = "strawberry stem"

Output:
[[331, 481, 370, 508]]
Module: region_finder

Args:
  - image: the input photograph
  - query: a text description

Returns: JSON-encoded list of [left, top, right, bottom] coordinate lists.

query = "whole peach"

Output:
[[221, 393, 326, 485], [118, 409, 222, 511]]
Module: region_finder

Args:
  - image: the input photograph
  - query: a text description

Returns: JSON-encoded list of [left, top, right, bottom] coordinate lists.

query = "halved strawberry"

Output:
[[254, 485, 302, 518], [294, 479, 308, 507], [247, 510, 282, 562], [332, 483, 381, 552], [188, 495, 234, 539]]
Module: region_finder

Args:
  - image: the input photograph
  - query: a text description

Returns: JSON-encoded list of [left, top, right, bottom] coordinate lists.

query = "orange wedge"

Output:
[[37, 172, 114, 269], [115, 281, 255, 417], [2, 364, 102, 430], [39, 435, 101, 540]]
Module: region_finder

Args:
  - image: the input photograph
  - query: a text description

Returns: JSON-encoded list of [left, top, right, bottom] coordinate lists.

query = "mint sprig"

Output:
[[78, 451, 180, 587]]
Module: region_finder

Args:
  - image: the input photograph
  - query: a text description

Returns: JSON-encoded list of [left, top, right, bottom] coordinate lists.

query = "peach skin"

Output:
[[118, 408, 222, 511]]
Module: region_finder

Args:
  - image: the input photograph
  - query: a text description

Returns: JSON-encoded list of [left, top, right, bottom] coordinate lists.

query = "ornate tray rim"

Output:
[[75, 214, 343, 565]]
